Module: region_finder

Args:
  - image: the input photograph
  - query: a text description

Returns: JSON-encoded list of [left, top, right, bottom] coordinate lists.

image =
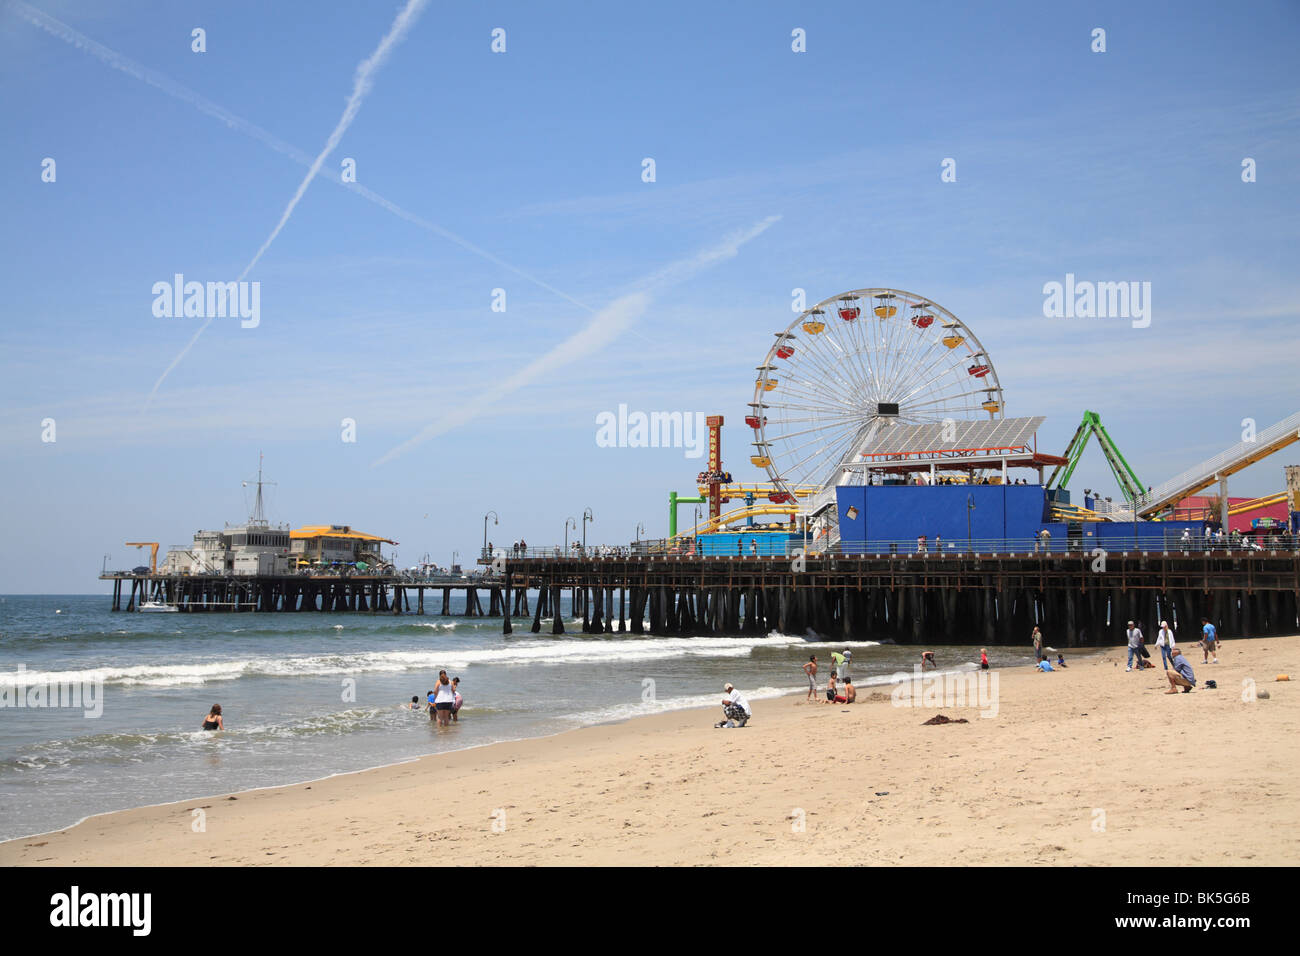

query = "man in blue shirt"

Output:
[[1165, 648, 1196, 694], [1201, 617, 1219, 664]]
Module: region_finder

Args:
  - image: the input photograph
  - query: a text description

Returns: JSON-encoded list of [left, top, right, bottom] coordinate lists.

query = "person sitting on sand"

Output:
[[1036, 658, 1055, 672], [1056, 654, 1067, 668], [201, 704, 225, 730], [825, 671, 838, 702], [804, 655, 818, 700], [1166, 647, 1196, 693], [920, 650, 936, 671], [979, 648, 989, 671], [842, 678, 855, 703]]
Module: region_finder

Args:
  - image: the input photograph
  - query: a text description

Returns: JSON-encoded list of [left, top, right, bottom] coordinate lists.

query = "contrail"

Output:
[[142, 0, 430, 404], [371, 215, 782, 467], [10, 2, 596, 318]]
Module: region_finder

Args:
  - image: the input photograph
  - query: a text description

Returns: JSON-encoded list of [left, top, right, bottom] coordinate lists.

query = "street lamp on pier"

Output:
[[483, 510, 498, 560], [565, 517, 577, 553], [582, 507, 593, 551]]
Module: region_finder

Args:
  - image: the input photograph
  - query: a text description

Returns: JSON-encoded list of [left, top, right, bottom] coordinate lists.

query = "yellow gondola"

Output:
[[760, 378, 778, 391], [982, 400, 1001, 413], [750, 455, 771, 468], [942, 333, 965, 348], [873, 293, 897, 319], [801, 308, 826, 334]]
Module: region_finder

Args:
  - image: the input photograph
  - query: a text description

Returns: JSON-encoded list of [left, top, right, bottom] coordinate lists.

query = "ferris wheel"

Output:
[[748, 288, 1005, 495]]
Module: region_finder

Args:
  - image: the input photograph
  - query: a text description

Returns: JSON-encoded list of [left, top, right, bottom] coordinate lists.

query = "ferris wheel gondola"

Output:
[[751, 287, 1006, 494]]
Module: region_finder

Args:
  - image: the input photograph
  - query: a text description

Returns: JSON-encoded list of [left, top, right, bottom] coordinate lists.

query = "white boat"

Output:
[[138, 601, 177, 613]]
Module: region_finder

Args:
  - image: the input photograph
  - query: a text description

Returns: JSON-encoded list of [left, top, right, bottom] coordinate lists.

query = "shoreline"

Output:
[[4, 638, 1294, 865]]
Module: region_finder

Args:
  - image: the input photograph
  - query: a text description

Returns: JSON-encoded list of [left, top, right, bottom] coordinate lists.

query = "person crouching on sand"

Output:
[[201, 704, 224, 731], [920, 650, 936, 671], [1166, 647, 1197, 694]]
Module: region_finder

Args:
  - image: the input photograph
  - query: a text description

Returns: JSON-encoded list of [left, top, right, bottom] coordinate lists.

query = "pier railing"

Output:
[[492, 532, 1299, 561]]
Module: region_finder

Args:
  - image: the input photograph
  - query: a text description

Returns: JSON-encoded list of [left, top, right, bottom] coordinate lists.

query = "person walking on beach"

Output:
[[1156, 620, 1176, 670], [1031, 626, 1044, 662], [1166, 647, 1196, 693], [803, 655, 818, 700], [201, 704, 225, 731], [1201, 617, 1219, 664], [1125, 621, 1144, 671]]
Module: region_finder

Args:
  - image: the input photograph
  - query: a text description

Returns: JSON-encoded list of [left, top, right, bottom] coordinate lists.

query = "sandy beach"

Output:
[[4, 635, 1297, 867]]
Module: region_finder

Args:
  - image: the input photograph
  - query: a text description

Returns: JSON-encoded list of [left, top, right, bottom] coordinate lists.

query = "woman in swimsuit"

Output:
[[201, 704, 224, 731], [432, 673, 456, 727]]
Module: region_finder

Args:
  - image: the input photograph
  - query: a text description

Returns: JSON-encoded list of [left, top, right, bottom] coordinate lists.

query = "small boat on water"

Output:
[[138, 601, 177, 613]]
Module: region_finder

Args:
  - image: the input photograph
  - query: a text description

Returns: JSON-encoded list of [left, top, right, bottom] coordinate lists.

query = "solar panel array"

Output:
[[856, 416, 1045, 459]]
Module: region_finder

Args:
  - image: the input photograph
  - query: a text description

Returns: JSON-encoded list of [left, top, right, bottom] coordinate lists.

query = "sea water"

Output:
[[0, 593, 1036, 840]]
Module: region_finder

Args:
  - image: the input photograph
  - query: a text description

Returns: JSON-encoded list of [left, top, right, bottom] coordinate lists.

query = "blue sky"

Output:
[[2, 0, 1298, 592]]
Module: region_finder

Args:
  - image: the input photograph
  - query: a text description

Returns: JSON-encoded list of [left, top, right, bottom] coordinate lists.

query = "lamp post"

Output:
[[565, 517, 577, 553], [483, 510, 498, 560], [582, 507, 593, 551], [635, 521, 645, 544], [966, 493, 976, 555], [451, 550, 459, 573]]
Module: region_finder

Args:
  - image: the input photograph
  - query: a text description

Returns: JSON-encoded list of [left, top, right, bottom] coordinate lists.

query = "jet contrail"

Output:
[[9, 1, 591, 315], [8, 0, 590, 316], [371, 215, 782, 467], [142, 0, 430, 404]]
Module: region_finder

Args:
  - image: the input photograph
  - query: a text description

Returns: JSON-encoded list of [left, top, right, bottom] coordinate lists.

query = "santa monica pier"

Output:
[[101, 288, 1300, 646]]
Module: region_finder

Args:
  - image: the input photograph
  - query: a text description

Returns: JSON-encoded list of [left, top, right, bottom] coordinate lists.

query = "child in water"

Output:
[[979, 648, 989, 671]]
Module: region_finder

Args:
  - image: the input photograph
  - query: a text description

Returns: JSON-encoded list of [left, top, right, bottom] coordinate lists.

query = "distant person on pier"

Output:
[[803, 655, 818, 700], [1165, 647, 1196, 693], [1125, 621, 1144, 671], [920, 650, 936, 671], [201, 704, 225, 731], [1200, 617, 1219, 664]]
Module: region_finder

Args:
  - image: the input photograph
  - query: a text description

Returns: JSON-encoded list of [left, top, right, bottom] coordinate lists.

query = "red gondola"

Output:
[[768, 491, 794, 504], [744, 414, 767, 429], [838, 295, 861, 321], [775, 342, 795, 359], [911, 313, 934, 329], [967, 363, 991, 378]]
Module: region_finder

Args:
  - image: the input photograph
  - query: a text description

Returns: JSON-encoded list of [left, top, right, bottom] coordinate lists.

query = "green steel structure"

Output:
[[1046, 410, 1145, 502]]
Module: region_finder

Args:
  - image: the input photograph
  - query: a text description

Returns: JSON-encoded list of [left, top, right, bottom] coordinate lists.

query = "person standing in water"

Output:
[[201, 704, 225, 731], [431, 671, 456, 726], [803, 655, 818, 701], [451, 677, 463, 722]]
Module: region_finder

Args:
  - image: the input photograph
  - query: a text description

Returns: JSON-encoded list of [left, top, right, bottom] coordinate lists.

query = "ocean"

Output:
[[0, 593, 1037, 841]]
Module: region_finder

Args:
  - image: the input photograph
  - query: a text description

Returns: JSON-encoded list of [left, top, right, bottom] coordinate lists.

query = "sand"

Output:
[[3, 636, 1297, 866]]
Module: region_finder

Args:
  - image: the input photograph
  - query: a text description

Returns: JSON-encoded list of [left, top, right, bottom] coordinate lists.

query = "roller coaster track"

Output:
[[1128, 411, 1300, 519]]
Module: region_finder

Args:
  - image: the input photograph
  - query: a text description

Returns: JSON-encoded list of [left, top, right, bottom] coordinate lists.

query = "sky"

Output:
[[2, 0, 1298, 593]]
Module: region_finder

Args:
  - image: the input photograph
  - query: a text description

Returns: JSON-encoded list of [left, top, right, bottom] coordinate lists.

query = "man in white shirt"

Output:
[[1156, 620, 1176, 670], [717, 682, 751, 727]]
